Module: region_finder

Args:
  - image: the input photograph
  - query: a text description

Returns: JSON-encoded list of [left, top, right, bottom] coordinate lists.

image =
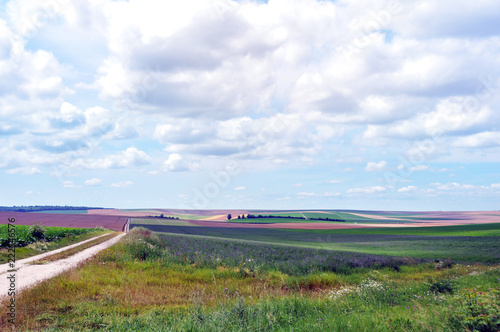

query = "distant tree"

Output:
[[160, 213, 164, 218], [237, 215, 241, 219], [227, 214, 232, 220]]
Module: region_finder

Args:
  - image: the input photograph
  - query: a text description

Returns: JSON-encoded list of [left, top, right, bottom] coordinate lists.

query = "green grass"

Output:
[[228, 218, 340, 224], [281, 223, 500, 237], [3, 228, 498, 331], [0, 229, 111, 263]]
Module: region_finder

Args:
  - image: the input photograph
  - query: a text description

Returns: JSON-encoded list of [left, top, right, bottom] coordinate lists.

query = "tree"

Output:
[[227, 214, 232, 220], [237, 215, 241, 219]]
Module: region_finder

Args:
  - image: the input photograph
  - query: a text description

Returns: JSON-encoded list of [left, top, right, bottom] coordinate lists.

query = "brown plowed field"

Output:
[[0, 212, 127, 231]]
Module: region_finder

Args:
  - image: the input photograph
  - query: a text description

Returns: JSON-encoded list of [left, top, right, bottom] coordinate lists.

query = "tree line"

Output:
[[228, 213, 344, 222], [0, 205, 104, 212]]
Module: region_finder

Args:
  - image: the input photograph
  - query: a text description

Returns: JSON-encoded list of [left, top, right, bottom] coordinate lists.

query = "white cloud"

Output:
[[296, 192, 339, 197], [6, 167, 41, 175], [72, 147, 151, 170], [110, 181, 134, 188], [365, 161, 387, 172], [85, 178, 102, 186], [234, 186, 246, 191], [347, 186, 386, 195], [451, 132, 500, 148], [397, 186, 417, 193], [491, 183, 500, 189], [162, 153, 198, 172]]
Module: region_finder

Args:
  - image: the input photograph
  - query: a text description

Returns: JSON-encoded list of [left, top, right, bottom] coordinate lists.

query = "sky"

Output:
[[0, 0, 499, 211]]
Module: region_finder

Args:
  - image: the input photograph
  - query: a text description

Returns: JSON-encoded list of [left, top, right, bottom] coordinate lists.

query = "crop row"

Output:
[[0, 224, 101, 248]]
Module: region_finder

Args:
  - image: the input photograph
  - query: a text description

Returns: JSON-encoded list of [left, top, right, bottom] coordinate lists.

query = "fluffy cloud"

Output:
[[72, 147, 151, 170], [365, 161, 387, 172], [397, 186, 417, 193], [162, 153, 198, 172]]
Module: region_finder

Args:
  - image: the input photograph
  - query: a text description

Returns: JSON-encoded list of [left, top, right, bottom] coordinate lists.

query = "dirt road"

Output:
[[0, 233, 125, 296]]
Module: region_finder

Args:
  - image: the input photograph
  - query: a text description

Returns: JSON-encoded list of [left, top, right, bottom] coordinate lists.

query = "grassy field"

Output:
[[228, 218, 330, 224], [3, 227, 498, 331], [130, 224, 500, 264]]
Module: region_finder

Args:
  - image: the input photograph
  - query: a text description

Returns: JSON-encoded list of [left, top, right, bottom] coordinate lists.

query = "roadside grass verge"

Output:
[[2, 227, 498, 331], [28, 232, 120, 265], [0, 227, 111, 263]]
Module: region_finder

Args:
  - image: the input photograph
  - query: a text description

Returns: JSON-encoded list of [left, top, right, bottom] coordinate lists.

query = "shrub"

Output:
[[30, 223, 46, 241], [427, 278, 456, 294], [451, 288, 500, 332]]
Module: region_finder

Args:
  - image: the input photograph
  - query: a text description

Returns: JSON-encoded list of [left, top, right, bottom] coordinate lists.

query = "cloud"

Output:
[[162, 153, 198, 172], [451, 131, 500, 148], [365, 161, 387, 172], [85, 178, 102, 186], [347, 186, 386, 195], [234, 186, 246, 191], [295, 192, 339, 197], [397, 186, 417, 193], [6, 167, 41, 175], [491, 183, 500, 189], [72, 147, 151, 170], [110, 181, 134, 188]]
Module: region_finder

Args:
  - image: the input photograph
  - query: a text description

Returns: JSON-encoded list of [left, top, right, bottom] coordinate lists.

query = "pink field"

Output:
[[0, 212, 127, 232], [27, 209, 499, 231]]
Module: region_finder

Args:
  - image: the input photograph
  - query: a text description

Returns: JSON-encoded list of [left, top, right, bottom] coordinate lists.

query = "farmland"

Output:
[[0, 209, 499, 331], [3, 226, 499, 331], [0, 211, 128, 231]]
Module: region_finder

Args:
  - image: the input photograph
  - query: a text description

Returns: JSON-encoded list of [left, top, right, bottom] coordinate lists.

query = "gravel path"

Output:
[[1, 233, 126, 297]]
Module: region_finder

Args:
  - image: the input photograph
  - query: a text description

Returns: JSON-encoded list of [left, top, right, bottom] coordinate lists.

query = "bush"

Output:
[[427, 278, 455, 294], [30, 223, 46, 241], [451, 288, 500, 332]]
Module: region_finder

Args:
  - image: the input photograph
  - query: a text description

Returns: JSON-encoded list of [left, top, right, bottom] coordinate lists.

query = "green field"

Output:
[[229, 217, 332, 224], [283, 222, 500, 237], [130, 223, 500, 264]]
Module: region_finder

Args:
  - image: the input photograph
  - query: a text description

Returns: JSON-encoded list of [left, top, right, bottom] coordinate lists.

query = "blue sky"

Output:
[[0, 0, 499, 210]]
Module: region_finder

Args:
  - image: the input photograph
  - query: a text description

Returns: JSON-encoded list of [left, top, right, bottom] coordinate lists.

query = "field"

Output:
[[1, 209, 499, 331], [3, 226, 499, 331], [0, 211, 127, 231], [0, 224, 109, 263]]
